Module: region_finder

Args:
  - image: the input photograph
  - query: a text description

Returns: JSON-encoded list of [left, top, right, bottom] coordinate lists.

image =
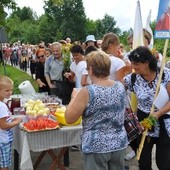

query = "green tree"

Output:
[[38, 14, 57, 43], [0, 0, 16, 26], [44, 0, 87, 42], [6, 6, 40, 44], [19, 21, 39, 44], [95, 14, 121, 39], [85, 18, 97, 36], [11, 6, 37, 22], [6, 14, 21, 42], [119, 30, 131, 50]]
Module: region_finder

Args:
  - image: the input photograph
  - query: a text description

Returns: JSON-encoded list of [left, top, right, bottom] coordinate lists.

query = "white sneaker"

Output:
[[124, 150, 136, 161]]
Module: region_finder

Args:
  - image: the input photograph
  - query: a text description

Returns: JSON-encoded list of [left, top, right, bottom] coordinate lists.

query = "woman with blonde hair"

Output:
[[101, 32, 126, 82]]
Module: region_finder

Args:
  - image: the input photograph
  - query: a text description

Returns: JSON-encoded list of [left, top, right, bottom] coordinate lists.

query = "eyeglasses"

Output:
[[37, 55, 45, 59]]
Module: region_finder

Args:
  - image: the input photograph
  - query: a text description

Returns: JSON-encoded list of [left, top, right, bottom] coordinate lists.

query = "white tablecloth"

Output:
[[13, 124, 82, 170]]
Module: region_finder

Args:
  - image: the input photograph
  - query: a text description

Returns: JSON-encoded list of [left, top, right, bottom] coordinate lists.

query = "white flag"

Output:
[[133, 0, 144, 50], [145, 9, 154, 49]]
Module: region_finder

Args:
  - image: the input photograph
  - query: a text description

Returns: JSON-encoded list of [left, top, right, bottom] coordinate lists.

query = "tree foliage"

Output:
[[38, 15, 55, 43], [44, 0, 87, 42], [95, 14, 121, 40], [3, 0, 125, 44], [85, 19, 97, 37], [6, 6, 40, 43], [11, 7, 37, 21], [0, 0, 17, 26]]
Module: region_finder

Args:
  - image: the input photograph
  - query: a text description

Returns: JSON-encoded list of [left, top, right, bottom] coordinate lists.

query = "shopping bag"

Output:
[[124, 107, 144, 142]]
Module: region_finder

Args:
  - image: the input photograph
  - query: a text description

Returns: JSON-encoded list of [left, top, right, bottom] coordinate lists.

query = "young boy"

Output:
[[0, 76, 22, 170]]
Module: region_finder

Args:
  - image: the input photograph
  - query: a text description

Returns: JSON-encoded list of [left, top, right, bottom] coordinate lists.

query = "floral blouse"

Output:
[[124, 68, 170, 137], [81, 81, 128, 153]]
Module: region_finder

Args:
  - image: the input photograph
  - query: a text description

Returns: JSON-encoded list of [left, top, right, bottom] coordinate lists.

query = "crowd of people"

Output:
[[0, 32, 170, 170]]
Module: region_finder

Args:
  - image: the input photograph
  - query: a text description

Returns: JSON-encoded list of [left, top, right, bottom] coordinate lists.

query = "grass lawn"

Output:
[[0, 65, 38, 94]]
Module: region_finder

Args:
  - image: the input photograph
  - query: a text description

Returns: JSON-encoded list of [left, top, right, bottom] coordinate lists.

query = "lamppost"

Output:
[[0, 27, 8, 75]]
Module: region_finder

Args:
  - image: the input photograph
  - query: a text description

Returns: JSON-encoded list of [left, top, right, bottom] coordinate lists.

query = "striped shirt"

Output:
[[0, 102, 13, 143]]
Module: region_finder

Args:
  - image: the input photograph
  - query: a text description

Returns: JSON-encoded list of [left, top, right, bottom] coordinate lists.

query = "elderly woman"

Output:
[[65, 50, 128, 170]]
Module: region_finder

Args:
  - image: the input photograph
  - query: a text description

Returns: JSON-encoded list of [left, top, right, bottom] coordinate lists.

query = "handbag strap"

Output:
[[130, 73, 136, 92]]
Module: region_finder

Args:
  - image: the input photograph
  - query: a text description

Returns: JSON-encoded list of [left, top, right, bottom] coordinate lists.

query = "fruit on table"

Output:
[[56, 106, 66, 113], [24, 99, 50, 117], [55, 106, 82, 126], [23, 117, 59, 131]]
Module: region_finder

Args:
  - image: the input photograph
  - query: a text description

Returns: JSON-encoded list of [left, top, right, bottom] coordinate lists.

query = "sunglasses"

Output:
[[37, 55, 45, 59]]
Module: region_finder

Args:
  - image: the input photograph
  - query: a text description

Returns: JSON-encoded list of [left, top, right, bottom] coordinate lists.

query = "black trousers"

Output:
[[138, 136, 170, 170], [130, 109, 170, 170], [50, 80, 75, 105], [50, 80, 63, 99], [62, 80, 75, 105]]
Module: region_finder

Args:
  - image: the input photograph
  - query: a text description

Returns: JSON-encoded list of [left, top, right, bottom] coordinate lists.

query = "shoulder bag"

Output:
[[124, 98, 144, 142]]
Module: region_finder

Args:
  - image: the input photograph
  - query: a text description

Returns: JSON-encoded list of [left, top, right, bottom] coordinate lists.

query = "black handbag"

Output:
[[124, 107, 144, 142]]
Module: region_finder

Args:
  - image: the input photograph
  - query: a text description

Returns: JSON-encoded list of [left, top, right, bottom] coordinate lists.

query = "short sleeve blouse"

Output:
[[124, 68, 170, 137]]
